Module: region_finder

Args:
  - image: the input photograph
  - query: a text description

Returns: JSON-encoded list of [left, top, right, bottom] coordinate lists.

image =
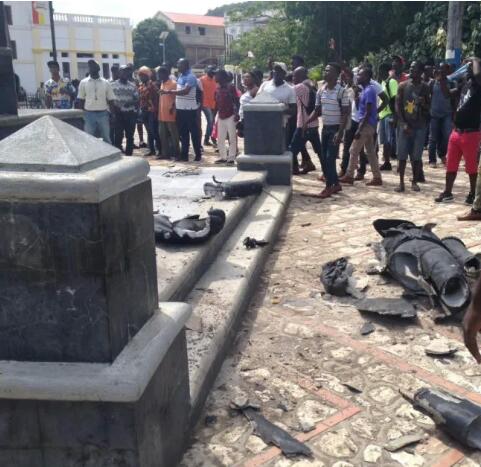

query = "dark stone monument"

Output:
[[237, 93, 292, 185], [0, 1, 18, 115], [0, 116, 192, 467]]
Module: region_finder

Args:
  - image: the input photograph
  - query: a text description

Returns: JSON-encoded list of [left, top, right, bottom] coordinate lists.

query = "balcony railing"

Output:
[[53, 12, 131, 27]]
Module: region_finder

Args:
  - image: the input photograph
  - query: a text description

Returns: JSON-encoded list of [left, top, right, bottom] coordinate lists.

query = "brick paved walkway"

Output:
[[172, 152, 481, 467]]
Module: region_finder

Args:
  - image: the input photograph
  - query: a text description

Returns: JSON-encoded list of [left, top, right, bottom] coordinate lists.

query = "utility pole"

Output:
[[48, 1, 57, 63], [445, 1, 464, 68], [0, 1, 18, 115]]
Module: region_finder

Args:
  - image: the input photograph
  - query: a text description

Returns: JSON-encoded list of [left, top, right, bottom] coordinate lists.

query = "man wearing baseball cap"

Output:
[[78, 60, 116, 143]]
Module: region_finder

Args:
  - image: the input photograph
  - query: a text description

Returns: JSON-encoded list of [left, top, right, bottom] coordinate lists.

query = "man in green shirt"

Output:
[[378, 63, 398, 171]]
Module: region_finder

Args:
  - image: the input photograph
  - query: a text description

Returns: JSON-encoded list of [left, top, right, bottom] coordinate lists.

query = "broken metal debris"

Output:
[[360, 322, 375, 336], [412, 388, 481, 450], [384, 433, 426, 452], [341, 382, 363, 394], [204, 176, 264, 200], [243, 237, 269, 250], [372, 219, 476, 315], [424, 340, 458, 358], [204, 415, 217, 427], [242, 408, 313, 458], [356, 298, 417, 319], [320, 257, 354, 297], [154, 208, 225, 244]]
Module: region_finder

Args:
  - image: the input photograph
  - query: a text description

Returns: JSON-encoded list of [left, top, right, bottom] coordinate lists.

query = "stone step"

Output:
[[157, 170, 267, 302], [184, 185, 292, 424]]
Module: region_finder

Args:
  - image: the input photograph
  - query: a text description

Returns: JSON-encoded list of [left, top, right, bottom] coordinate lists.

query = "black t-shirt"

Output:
[[454, 81, 481, 130]]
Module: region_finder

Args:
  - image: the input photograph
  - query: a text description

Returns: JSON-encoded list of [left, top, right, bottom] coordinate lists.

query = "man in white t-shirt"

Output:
[[258, 62, 296, 108], [78, 60, 116, 143]]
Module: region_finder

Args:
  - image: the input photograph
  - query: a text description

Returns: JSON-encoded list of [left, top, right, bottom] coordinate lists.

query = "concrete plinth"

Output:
[[236, 152, 292, 186], [0, 302, 192, 467]]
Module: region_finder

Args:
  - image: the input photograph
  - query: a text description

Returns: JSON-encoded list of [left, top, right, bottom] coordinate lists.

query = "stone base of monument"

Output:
[[0, 302, 191, 467], [0, 109, 83, 140], [236, 151, 292, 186]]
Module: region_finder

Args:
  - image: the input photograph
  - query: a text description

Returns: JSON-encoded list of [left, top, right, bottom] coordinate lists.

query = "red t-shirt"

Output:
[[215, 85, 239, 119]]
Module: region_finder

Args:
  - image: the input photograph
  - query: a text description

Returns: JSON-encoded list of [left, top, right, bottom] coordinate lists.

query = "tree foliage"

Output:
[[228, 1, 423, 69], [133, 18, 185, 69], [366, 2, 481, 70]]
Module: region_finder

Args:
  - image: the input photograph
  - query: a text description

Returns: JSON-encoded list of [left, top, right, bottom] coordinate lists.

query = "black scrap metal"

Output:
[[372, 219, 480, 315], [154, 208, 225, 244]]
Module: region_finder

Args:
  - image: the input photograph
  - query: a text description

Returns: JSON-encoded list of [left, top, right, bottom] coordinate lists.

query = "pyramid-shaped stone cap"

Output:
[[0, 115, 150, 203], [0, 115, 121, 173], [244, 91, 287, 112]]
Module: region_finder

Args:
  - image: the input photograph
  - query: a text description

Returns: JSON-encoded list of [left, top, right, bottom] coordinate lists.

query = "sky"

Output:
[[52, 0, 239, 25]]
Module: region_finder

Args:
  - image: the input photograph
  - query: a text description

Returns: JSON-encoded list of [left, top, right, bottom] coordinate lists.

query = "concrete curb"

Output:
[[186, 185, 292, 425]]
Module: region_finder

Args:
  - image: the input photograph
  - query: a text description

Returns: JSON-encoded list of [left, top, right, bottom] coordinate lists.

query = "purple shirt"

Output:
[[356, 83, 377, 127]]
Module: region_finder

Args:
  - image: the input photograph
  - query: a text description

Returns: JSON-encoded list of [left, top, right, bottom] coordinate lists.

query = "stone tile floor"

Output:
[[142, 139, 481, 466]]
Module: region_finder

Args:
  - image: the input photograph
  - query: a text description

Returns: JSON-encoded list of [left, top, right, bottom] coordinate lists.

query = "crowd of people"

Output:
[[257, 54, 481, 222], [41, 53, 481, 221]]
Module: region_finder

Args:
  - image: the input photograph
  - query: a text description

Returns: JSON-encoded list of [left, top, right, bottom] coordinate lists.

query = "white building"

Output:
[[5, 1, 133, 93]]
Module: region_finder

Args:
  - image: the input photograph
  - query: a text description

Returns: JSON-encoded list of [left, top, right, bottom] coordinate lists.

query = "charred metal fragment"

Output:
[[204, 176, 264, 199], [413, 388, 481, 450], [154, 208, 225, 244]]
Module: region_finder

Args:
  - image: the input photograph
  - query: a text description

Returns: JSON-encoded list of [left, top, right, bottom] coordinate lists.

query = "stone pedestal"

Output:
[[0, 116, 192, 466], [238, 94, 292, 185]]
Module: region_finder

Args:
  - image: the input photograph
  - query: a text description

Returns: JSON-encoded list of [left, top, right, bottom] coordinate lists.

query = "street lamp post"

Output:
[[159, 31, 169, 65]]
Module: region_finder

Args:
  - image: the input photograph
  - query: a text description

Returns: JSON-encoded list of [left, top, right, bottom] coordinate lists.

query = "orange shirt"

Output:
[[158, 79, 177, 122], [200, 75, 217, 109]]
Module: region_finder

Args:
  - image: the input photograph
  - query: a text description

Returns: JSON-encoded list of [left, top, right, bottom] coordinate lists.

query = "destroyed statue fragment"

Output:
[[243, 408, 313, 458], [372, 219, 480, 314], [204, 176, 264, 200], [320, 257, 353, 296], [243, 237, 269, 249], [411, 388, 481, 450], [356, 298, 417, 319], [154, 208, 226, 244]]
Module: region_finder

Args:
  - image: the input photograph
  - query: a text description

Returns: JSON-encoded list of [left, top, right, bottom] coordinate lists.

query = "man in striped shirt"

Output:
[[305, 63, 350, 198], [160, 59, 201, 161]]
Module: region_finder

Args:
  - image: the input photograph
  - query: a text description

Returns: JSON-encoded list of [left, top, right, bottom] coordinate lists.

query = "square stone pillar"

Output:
[[237, 93, 292, 185], [0, 116, 158, 363], [0, 116, 192, 467]]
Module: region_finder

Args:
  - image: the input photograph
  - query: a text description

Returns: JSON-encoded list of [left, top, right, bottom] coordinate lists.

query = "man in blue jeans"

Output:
[[305, 63, 350, 198], [78, 60, 115, 143], [289, 67, 322, 175], [428, 63, 455, 167], [395, 61, 430, 193], [160, 59, 201, 161]]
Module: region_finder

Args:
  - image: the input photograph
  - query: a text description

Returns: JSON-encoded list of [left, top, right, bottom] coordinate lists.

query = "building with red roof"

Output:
[[156, 11, 225, 68]]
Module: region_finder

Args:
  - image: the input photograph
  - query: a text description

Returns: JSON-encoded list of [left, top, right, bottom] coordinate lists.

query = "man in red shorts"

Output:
[[435, 58, 481, 205]]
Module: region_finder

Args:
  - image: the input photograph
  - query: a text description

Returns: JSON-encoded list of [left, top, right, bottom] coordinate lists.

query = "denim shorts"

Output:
[[378, 116, 393, 145], [397, 126, 427, 161]]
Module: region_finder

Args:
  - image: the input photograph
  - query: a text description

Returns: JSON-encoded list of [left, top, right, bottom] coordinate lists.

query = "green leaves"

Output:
[[133, 18, 185, 69]]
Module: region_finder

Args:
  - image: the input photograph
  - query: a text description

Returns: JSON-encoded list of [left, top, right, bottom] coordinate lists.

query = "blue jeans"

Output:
[[202, 107, 214, 143], [289, 127, 322, 169], [83, 110, 111, 144], [428, 114, 452, 163], [321, 125, 340, 186]]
